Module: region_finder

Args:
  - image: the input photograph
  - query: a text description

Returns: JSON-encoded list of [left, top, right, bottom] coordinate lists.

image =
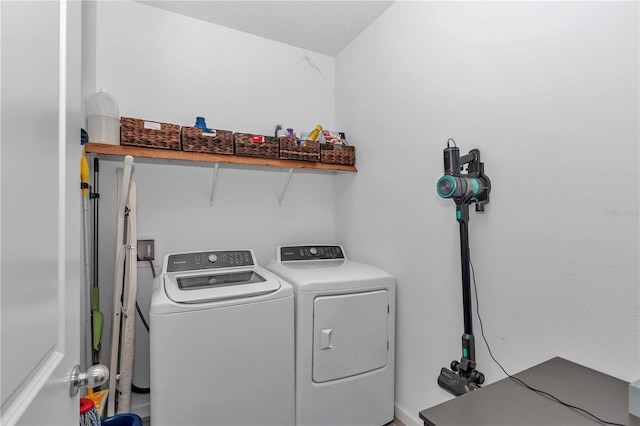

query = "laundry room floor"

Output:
[[141, 416, 405, 425]]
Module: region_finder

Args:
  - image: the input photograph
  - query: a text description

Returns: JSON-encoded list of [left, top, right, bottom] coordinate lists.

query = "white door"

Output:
[[1, 1, 84, 425]]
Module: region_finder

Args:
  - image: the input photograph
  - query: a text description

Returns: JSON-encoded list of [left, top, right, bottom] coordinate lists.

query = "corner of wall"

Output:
[[80, 0, 98, 125]]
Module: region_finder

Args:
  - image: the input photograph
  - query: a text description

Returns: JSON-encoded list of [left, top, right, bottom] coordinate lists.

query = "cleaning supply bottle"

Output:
[[308, 125, 323, 141], [194, 116, 214, 133], [87, 89, 120, 145], [195, 117, 208, 129]]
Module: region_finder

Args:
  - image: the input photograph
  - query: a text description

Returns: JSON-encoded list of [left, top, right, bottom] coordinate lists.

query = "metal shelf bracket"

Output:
[[278, 168, 294, 206], [209, 163, 219, 206]]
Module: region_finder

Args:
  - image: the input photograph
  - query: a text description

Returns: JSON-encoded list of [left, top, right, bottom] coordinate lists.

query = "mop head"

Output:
[[85, 388, 108, 418], [80, 397, 101, 426]]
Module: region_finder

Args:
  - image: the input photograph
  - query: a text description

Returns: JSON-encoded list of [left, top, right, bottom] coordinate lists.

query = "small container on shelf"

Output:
[[320, 144, 356, 166], [181, 126, 233, 155], [279, 138, 320, 162], [234, 133, 279, 159], [120, 117, 181, 150], [87, 89, 120, 145]]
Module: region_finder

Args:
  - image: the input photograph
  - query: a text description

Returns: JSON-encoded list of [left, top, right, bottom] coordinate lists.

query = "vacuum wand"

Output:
[[436, 141, 491, 396]]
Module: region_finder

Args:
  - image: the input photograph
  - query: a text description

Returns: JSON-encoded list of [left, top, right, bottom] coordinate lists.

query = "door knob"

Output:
[[70, 364, 109, 396]]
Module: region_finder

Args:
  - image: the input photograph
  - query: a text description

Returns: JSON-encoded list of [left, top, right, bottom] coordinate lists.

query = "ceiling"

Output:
[[136, 1, 395, 57]]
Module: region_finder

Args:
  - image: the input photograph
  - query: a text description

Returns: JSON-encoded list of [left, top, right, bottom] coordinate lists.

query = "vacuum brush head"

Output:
[[437, 367, 482, 397]]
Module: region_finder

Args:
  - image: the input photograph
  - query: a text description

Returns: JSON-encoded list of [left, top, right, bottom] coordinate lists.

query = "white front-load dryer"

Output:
[[150, 249, 294, 426], [267, 245, 396, 426]]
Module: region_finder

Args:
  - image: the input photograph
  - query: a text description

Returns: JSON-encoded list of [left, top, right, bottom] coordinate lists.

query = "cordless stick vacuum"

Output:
[[436, 140, 491, 396]]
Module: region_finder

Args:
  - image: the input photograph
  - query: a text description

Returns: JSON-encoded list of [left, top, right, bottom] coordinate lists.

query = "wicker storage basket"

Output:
[[120, 117, 181, 150], [279, 138, 320, 162], [320, 144, 355, 166], [234, 133, 279, 159], [181, 126, 233, 155]]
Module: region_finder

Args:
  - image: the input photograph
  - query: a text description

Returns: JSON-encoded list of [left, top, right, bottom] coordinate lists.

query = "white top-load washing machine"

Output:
[[267, 245, 396, 426], [150, 249, 294, 426]]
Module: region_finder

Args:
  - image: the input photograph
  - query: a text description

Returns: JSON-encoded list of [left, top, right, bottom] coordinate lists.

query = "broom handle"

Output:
[[93, 158, 99, 287], [92, 158, 101, 366], [81, 151, 93, 371]]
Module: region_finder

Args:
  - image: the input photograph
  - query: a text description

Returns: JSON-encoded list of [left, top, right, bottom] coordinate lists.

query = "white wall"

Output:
[[89, 1, 337, 411], [95, 1, 335, 134], [335, 2, 639, 424]]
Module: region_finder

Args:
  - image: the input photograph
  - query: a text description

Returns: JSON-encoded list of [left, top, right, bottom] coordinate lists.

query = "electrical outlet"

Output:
[[137, 233, 161, 269], [137, 239, 155, 261]]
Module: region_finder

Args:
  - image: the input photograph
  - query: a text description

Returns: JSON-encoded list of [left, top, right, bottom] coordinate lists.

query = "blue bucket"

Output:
[[101, 413, 143, 426]]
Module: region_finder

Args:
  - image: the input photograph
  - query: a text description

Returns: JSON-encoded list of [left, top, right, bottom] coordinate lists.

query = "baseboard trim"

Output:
[[395, 402, 421, 426]]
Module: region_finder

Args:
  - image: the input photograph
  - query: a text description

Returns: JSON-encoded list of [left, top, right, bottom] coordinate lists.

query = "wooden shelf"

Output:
[[85, 143, 357, 173]]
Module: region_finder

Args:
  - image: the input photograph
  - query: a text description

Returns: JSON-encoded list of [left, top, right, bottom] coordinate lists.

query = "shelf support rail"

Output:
[[278, 168, 294, 206], [209, 163, 219, 206]]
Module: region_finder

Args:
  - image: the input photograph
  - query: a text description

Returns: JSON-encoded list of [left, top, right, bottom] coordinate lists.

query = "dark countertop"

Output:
[[419, 357, 639, 426]]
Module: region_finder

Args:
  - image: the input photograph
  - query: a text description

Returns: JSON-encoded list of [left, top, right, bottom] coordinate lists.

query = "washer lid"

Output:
[[164, 268, 281, 304]]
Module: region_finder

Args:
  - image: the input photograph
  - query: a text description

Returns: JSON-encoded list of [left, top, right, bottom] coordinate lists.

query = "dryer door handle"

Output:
[[320, 328, 334, 350]]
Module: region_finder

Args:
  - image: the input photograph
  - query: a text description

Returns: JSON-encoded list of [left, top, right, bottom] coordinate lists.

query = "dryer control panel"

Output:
[[166, 250, 254, 272], [280, 245, 345, 262]]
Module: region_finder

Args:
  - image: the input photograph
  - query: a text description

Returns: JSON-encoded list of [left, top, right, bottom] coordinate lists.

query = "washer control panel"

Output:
[[279, 245, 345, 262], [166, 250, 254, 272]]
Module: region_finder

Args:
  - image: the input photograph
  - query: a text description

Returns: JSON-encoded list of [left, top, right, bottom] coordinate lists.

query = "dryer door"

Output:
[[312, 290, 389, 383]]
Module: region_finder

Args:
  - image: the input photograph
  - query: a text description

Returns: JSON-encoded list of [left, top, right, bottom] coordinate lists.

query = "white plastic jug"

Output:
[[87, 89, 120, 145]]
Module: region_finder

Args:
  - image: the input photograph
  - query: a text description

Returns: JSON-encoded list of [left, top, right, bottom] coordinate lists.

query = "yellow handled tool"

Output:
[[81, 149, 89, 196]]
